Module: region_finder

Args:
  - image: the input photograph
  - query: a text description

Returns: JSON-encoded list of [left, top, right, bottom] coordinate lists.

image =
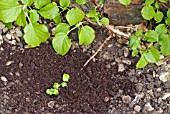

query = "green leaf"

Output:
[[63, 73, 70, 82], [34, 0, 51, 9], [76, 0, 86, 4], [60, 0, 70, 8], [155, 1, 160, 9], [144, 46, 160, 63], [145, 0, 154, 5], [55, 23, 70, 34], [141, 5, 155, 20], [86, 8, 97, 18], [86, 8, 100, 23], [53, 13, 61, 24], [136, 54, 148, 68], [100, 17, 109, 25], [165, 17, 170, 25], [4, 22, 12, 28], [78, 26, 95, 45], [132, 50, 139, 56], [46, 88, 59, 95], [154, 11, 164, 23], [160, 0, 168, 3], [135, 30, 143, 37], [53, 83, 60, 89], [24, 23, 50, 47], [39, 2, 59, 19], [30, 10, 39, 23], [15, 9, 26, 27], [52, 33, 71, 56], [144, 30, 158, 42], [155, 24, 167, 35], [0, 0, 21, 23], [119, 0, 131, 6], [129, 36, 140, 50], [167, 8, 170, 18], [159, 34, 170, 56], [61, 82, 67, 87], [21, 0, 34, 6], [66, 7, 85, 26]]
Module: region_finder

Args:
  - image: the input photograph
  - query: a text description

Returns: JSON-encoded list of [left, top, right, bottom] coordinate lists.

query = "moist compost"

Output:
[[0, 41, 135, 113]]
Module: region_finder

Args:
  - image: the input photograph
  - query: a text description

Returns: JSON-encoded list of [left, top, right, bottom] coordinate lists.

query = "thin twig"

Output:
[[115, 26, 137, 31], [81, 34, 112, 71], [105, 25, 130, 38], [84, 17, 130, 38]]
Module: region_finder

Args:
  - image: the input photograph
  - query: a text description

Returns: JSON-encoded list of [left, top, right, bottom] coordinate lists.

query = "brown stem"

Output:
[[81, 34, 112, 71]]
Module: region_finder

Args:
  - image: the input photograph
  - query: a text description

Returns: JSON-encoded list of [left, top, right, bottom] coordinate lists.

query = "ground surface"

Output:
[[0, 24, 170, 114]]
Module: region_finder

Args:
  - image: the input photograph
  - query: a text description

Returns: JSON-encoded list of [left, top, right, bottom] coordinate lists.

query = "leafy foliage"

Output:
[[120, 0, 170, 68], [0, 0, 106, 56], [46, 73, 70, 96]]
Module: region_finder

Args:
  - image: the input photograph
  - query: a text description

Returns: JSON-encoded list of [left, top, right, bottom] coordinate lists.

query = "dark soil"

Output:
[[0, 40, 135, 113]]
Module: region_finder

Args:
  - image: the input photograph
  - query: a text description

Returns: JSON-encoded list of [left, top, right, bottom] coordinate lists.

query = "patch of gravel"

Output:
[[81, 31, 170, 114]]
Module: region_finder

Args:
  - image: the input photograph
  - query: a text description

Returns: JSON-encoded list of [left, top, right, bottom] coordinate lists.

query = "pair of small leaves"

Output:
[[53, 23, 95, 56], [86, 8, 109, 25], [136, 46, 160, 68], [46, 73, 70, 96], [60, 0, 86, 7], [141, 2, 165, 23]]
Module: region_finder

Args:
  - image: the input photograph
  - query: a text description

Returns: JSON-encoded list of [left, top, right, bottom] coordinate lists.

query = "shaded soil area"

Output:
[[0, 41, 135, 113]]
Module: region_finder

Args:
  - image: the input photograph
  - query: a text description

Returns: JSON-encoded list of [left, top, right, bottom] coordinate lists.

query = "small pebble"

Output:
[[134, 105, 141, 112], [122, 59, 131, 65], [104, 96, 110, 102], [106, 64, 111, 69], [122, 95, 132, 104], [144, 102, 154, 111], [136, 83, 143, 92], [6, 34, 12, 40], [1, 76, 8, 82], [47, 101, 55, 108], [123, 47, 129, 57], [0, 22, 5, 30], [19, 62, 23, 68], [118, 64, 125, 72], [5, 61, 14, 66]]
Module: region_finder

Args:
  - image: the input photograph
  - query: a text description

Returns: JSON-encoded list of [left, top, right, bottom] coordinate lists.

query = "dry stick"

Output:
[[80, 17, 131, 70], [80, 34, 112, 71], [84, 17, 130, 38]]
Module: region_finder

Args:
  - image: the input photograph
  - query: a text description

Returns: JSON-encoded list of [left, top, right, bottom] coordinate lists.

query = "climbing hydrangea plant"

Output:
[[0, 0, 109, 56], [120, 0, 170, 68]]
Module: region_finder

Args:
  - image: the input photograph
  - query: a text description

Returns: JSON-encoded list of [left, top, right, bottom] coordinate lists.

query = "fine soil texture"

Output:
[[0, 32, 135, 113]]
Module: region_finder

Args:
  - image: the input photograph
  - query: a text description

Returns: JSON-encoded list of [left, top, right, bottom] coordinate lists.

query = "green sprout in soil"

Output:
[[46, 73, 70, 96]]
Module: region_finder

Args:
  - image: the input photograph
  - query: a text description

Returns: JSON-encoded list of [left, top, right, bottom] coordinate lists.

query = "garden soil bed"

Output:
[[0, 27, 170, 114]]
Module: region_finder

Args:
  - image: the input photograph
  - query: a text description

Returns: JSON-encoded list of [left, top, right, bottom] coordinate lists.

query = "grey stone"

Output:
[[0, 22, 5, 30], [1, 76, 8, 82], [144, 102, 154, 111], [134, 105, 141, 112], [136, 83, 143, 92], [164, 81, 170, 89], [47, 101, 55, 108], [122, 59, 131, 65], [106, 64, 111, 69], [146, 83, 154, 90], [118, 64, 125, 72], [122, 95, 132, 104]]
